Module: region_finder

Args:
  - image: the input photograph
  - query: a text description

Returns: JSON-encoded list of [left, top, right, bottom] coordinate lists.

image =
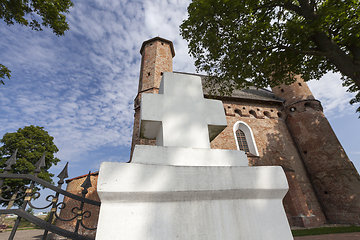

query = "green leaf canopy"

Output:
[[0, 125, 61, 207], [180, 0, 360, 95]]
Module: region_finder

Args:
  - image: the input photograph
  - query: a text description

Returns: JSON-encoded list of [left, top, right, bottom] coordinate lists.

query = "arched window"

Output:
[[233, 121, 259, 156], [235, 129, 249, 152]]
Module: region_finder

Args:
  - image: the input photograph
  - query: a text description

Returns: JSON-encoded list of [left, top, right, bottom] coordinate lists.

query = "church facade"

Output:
[[57, 37, 360, 236], [130, 37, 360, 228]]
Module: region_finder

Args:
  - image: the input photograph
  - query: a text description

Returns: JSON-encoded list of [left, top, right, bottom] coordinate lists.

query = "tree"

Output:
[[0, 0, 74, 85], [180, 0, 360, 100], [0, 125, 61, 207], [0, 64, 11, 85]]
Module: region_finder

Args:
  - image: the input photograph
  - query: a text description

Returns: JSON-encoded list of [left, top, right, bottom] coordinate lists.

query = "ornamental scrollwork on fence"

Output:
[[0, 150, 101, 240]]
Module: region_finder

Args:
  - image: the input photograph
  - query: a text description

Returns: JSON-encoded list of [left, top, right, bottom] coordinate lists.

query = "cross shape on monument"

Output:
[[139, 72, 227, 148]]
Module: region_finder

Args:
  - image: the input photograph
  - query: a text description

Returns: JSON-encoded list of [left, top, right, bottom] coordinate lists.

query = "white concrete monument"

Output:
[[96, 72, 294, 240]]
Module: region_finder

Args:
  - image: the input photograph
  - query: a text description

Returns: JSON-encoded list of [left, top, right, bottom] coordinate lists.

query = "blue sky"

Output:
[[1, 0, 359, 182]]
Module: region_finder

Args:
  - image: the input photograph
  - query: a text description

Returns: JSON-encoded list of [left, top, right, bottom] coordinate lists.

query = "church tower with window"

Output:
[[130, 37, 360, 227], [130, 37, 175, 157], [272, 77, 360, 224]]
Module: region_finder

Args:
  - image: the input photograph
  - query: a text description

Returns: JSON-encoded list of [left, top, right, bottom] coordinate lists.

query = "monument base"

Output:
[[96, 158, 293, 240]]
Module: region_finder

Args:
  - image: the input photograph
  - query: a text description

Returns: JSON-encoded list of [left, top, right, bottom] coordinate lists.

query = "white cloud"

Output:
[[307, 72, 357, 118], [0, 0, 358, 178]]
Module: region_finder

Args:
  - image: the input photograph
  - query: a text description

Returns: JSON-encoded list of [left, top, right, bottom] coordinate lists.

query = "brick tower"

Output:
[[130, 37, 175, 158], [272, 76, 360, 224]]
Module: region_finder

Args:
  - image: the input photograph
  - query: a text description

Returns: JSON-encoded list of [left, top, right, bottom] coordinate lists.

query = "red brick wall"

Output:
[[272, 78, 360, 224], [65, 38, 360, 233], [130, 38, 174, 158], [54, 174, 100, 239], [211, 99, 327, 227]]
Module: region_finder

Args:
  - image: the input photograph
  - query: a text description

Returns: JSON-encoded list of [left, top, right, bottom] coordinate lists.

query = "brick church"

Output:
[[59, 37, 360, 236]]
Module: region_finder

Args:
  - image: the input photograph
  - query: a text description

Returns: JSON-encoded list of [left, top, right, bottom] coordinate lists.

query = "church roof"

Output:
[[173, 71, 283, 103], [140, 37, 176, 57]]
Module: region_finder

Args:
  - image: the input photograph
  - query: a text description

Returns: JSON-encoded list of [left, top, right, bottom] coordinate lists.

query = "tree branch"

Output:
[[297, 0, 318, 21], [349, 44, 360, 65], [281, 1, 302, 15], [243, 44, 329, 57]]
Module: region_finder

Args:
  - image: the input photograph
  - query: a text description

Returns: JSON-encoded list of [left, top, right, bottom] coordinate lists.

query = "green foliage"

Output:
[[0, 64, 11, 85], [18, 218, 36, 228], [0, 0, 74, 36], [44, 211, 56, 224], [0, 0, 73, 85], [3, 218, 36, 229], [0, 125, 61, 207], [26, 207, 34, 215], [343, 77, 360, 117], [180, 0, 360, 97]]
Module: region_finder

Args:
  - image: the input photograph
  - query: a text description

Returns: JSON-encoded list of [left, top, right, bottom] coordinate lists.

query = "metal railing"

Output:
[[0, 150, 101, 240]]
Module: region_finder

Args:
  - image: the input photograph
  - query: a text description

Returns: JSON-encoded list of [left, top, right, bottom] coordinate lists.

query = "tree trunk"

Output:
[[297, 1, 360, 88], [313, 32, 360, 88], [0, 191, 18, 226]]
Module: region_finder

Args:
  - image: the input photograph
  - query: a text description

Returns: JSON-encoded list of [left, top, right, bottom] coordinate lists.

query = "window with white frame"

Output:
[[233, 121, 259, 156]]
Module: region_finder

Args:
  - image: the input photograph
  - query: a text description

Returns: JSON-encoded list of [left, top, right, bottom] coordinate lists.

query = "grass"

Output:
[[292, 226, 360, 237], [3, 227, 41, 232]]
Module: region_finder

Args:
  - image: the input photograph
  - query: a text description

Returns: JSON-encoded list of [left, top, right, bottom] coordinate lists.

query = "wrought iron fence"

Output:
[[0, 150, 101, 240]]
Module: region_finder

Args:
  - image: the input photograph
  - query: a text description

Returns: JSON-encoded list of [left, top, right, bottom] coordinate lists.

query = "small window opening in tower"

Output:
[[160, 72, 163, 76], [161, 42, 164, 45], [228, 106, 231, 108], [242, 107, 246, 110], [150, 43, 152, 46], [235, 109, 241, 116], [281, 89, 284, 92], [236, 129, 249, 153], [304, 102, 312, 109], [264, 111, 271, 118], [249, 110, 256, 118], [270, 109, 274, 112], [148, 72, 150, 76], [277, 112, 283, 118], [257, 108, 260, 111], [303, 151, 307, 154]]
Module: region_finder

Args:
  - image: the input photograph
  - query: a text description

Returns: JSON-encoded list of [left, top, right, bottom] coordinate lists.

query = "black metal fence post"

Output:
[[42, 162, 69, 240], [8, 152, 46, 240], [0, 150, 101, 240], [74, 172, 92, 234]]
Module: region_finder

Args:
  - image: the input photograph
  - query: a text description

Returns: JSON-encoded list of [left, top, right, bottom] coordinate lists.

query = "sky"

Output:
[[1, 0, 359, 183]]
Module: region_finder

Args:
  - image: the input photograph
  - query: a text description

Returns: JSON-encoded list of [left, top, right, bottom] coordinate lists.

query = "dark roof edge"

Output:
[[173, 71, 282, 104], [204, 94, 284, 105], [173, 71, 274, 93], [66, 171, 99, 183], [140, 37, 175, 57], [173, 71, 208, 77]]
